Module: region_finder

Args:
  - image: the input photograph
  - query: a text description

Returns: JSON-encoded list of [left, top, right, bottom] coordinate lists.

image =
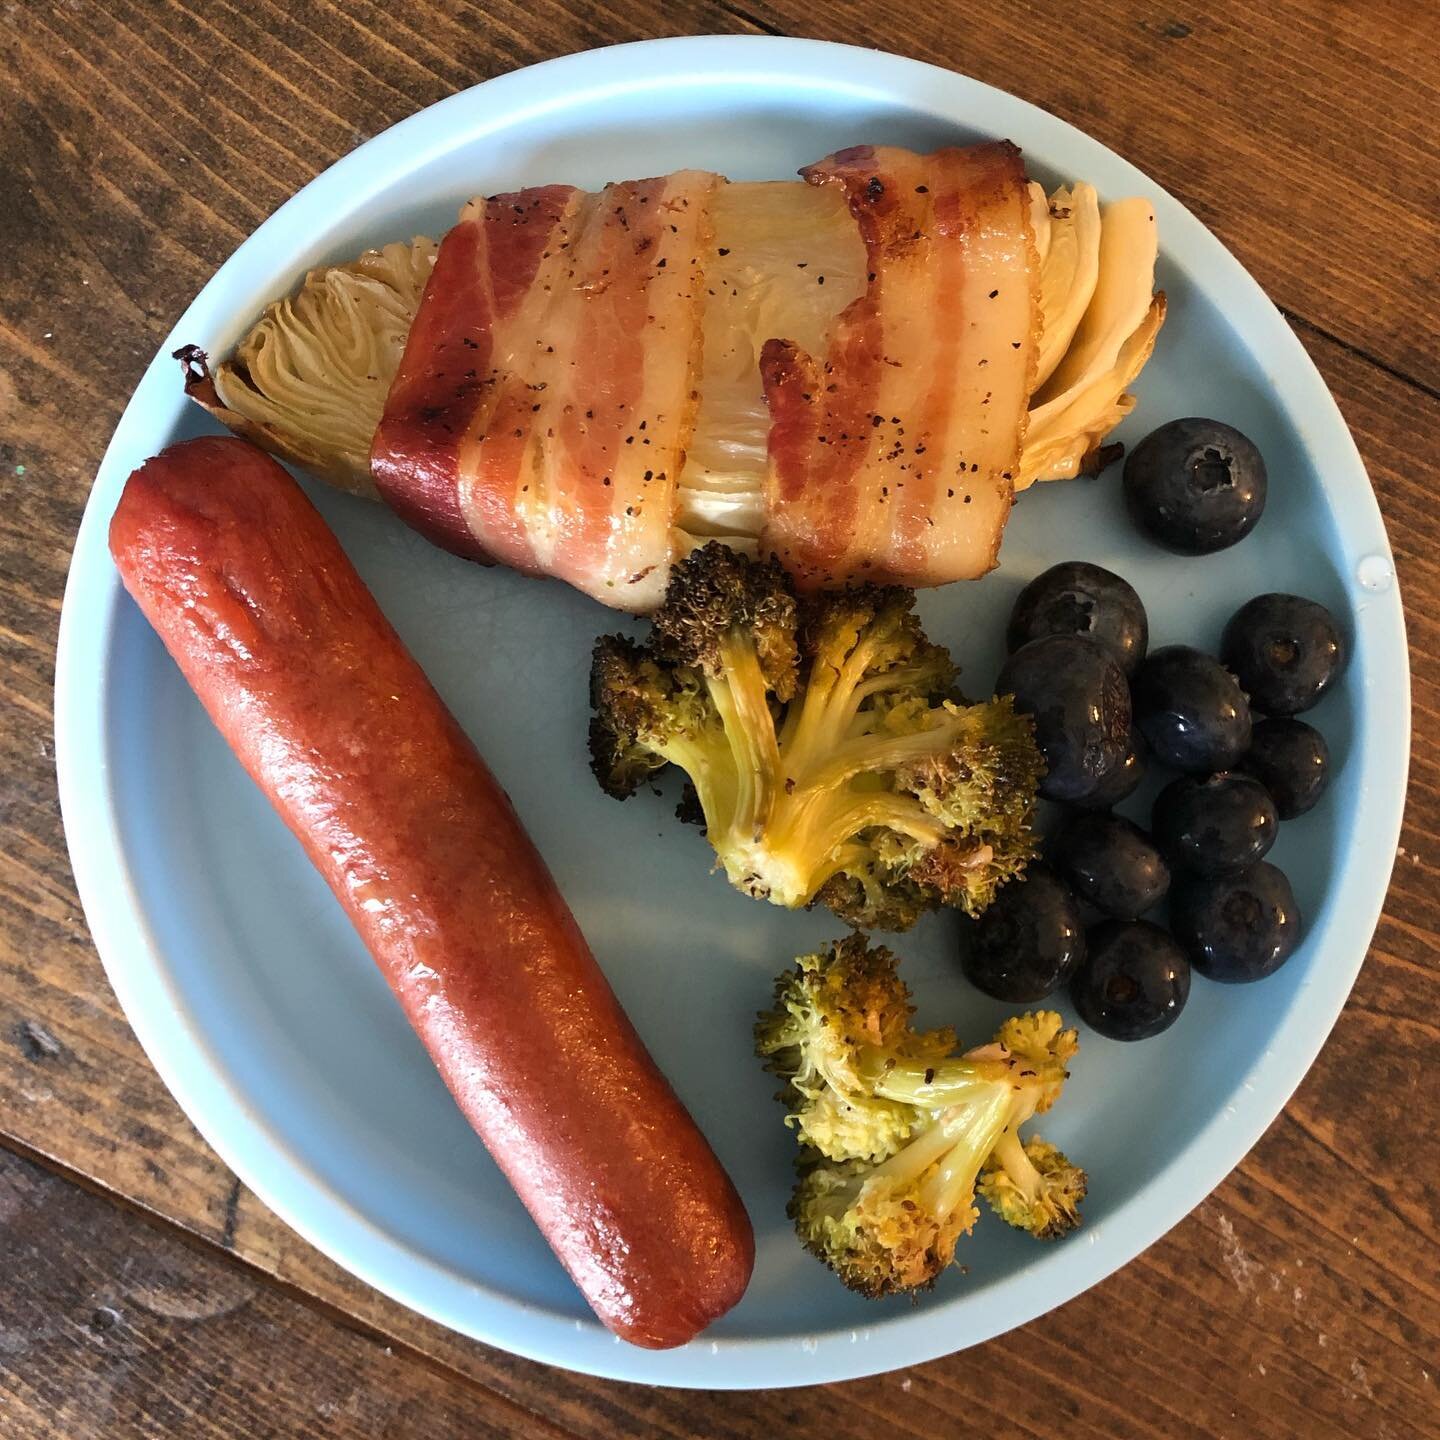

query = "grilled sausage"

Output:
[[109, 436, 753, 1347]]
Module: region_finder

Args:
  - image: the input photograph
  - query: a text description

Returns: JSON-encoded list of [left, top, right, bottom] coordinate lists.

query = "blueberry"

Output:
[[1171, 862, 1302, 982], [1132, 646, 1252, 772], [1007, 562, 1149, 676], [960, 866, 1086, 1003], [1241, 717, 1331, 819], [997, 635, 1132, 803], [1152, 772, 1277, 876], [1072, 727, 1147, 810], [1123, 418, 1267, 554], [1051, 813, 1170, 919], [1221, 593, 1346, 716], [1071, 921, 1191, 1041]]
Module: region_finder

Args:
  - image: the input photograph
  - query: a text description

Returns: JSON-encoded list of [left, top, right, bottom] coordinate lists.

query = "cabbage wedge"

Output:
[[180, 237, 436, 497]]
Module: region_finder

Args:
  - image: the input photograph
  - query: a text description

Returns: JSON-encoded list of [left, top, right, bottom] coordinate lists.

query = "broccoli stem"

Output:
[[778, 622, 894, 783], [869, 1103, 964, 1183], [701, 625, 965, 901], [861, 1053, 1017, 1107], [923, 1092, 1015, 1223], [646, 728, 740, 839], [740, 664, 970, 901], [869, 1088, 1017, 1244], [807, 720, 970, 793], [987, 1124, 1045, 1200], [850, 661, 944, 706], [774, 788, 947, 867], [708, 632, 782, 844], [728, 787, 950, 906]]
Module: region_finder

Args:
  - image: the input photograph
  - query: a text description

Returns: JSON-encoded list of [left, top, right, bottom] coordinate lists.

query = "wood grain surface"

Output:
[[1, 2, 1437, 1437]]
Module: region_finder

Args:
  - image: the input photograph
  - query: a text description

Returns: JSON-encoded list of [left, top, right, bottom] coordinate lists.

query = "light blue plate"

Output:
[[55, 36, 1409, 1387]]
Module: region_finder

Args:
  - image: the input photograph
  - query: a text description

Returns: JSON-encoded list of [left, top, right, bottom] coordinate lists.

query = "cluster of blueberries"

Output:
[[959, 420, 1345, 1042]]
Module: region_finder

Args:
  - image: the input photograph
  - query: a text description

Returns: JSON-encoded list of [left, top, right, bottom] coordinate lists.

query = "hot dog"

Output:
[[108, 436, 753, 1347]]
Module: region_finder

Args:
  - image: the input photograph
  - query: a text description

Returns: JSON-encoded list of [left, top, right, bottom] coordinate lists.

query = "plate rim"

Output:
[[54, 33, 1411, 1388]]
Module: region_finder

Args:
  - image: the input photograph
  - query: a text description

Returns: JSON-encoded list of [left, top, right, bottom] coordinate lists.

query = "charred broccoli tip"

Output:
[[652, 541, 800, 698]]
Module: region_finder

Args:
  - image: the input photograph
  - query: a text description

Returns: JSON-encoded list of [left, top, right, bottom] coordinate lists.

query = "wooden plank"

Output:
[[0, 1146, 579, 1440], [1, 0, 1437, 1436]]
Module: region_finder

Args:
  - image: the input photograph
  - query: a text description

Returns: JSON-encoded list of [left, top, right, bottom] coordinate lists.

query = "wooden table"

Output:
[[2, 2, 1436, 1435]]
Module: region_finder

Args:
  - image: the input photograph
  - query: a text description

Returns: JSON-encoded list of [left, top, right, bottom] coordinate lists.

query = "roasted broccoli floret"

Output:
[[590, 543, 1043, 929], [755, 934, 955, 1161], [977, 1135, 1088, 1242], [758, 938, 1086, 1297]]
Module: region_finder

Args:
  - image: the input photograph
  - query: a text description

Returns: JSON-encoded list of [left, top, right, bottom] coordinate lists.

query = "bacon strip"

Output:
[[373, 172, 718, 611], [371, 186, 572, 561], [759, 143, 1039, 589]]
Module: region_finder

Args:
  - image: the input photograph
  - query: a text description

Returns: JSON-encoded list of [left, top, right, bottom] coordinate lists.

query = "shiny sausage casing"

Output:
[[108, 437, 753, 1347]]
